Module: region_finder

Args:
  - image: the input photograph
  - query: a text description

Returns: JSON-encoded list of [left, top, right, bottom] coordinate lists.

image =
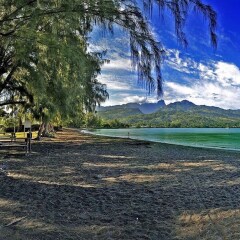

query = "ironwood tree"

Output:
[[0, 0, 217, 134]]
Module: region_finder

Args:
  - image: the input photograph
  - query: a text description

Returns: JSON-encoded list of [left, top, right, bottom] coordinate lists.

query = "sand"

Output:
[[0, 128, 240, 240]]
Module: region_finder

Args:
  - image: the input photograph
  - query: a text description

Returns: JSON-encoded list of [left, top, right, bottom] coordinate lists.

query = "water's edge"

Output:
[[81, 128, 240, 152]]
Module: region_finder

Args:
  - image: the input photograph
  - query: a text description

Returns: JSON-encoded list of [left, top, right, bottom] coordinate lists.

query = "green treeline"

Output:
[[67, 112, 129, 129], [97, 104, 240, 128]]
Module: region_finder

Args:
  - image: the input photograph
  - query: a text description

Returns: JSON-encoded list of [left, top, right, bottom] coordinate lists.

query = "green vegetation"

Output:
[[0, 1, 217, 135], [97, 108, 142, 120], [97, 101, 240, 128], [67, 112, 129, 129]]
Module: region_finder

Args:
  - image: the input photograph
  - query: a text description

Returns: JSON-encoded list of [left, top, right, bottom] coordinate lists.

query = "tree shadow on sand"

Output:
[[1, 131, 240, 239]]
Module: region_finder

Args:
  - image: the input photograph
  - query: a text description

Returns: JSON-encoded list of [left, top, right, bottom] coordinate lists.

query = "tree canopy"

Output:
[[0, 0, 217, 130]]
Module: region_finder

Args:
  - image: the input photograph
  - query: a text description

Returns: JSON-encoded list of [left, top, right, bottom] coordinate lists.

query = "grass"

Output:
[[0, 132, 38, 139]]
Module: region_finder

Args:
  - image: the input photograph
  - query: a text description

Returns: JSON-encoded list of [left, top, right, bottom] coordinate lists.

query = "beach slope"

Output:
[[0, 128, 240, 239]]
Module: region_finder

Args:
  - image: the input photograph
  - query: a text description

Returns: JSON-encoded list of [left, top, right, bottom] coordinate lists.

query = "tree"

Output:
[[0, 0, 217, 133], [0, 0, 217, 96], [0, 43, 34, 107], [31, 47, 109, 137]]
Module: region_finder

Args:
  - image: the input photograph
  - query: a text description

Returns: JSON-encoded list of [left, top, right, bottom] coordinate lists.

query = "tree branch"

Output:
[[0, 0, 37, 25], [0, 65, 18, 93], [0, 100, 26, 107]]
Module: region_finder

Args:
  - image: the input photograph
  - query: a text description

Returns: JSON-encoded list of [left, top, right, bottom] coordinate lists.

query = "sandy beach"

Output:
[[0, 128, 240, 239]]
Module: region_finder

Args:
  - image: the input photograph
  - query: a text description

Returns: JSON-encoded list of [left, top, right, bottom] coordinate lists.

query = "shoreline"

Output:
[[80, 128, 240, 153], [1, 128, 240, 239]]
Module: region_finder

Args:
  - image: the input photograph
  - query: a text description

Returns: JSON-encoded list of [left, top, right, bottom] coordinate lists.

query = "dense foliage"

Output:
[[97, 101, 240, 128], [0, 1, 217, 134]]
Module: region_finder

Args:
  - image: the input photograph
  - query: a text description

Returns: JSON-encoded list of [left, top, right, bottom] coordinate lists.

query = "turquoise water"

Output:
[[86, 128, 240, 151]]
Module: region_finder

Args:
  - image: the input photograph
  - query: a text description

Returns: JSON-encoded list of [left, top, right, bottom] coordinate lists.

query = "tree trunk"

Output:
[[37, 122, 45, 140], [17, 116, 23, 132], [42, 122, 49, 136], [37, 121, 56, 140]]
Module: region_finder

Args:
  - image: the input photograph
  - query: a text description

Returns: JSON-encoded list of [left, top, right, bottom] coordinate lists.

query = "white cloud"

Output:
[[98, 75, 133, 90], [165, 73, 240, 110], [161, 49, 240, 109], [197, 61, 240, 87], [101, 94, 159, 106], [214, 62, 240, 86], [102, 58, 132, 71], [165, 49, 198, 74], [122, 96, 147, 104], [100, 56, 240, 109], [100, 94, 142, 106], [165, 82, 193, 96]]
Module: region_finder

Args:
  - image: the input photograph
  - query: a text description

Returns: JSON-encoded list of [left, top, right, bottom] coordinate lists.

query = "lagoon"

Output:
[[87, 128, 240, 151]]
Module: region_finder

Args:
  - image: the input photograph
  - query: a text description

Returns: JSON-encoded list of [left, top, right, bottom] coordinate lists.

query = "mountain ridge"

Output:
[[97, 100, 166, 114], [97, 100, 240, 128]]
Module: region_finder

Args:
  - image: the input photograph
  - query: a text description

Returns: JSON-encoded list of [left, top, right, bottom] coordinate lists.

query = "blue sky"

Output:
[[90, 0, 240, 109]]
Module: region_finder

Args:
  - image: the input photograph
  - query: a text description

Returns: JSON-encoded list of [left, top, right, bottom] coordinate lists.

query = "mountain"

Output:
[[97, 100, 166, 115], [97, 107, 142, 120], [97, 100, 240, 128], [167, 100, 196, 110], [138, 100, 166, 114]]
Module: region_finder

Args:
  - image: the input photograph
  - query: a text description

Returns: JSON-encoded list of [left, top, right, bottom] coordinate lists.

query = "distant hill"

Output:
[[97, 100, 166, 115], [97, 107, 142, 120], [97, 100, 240, 128], [138, 100, 166, 114]]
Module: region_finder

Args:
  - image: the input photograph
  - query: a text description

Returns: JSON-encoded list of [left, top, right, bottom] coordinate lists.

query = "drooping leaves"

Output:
[[0, 0, 217, 102]]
